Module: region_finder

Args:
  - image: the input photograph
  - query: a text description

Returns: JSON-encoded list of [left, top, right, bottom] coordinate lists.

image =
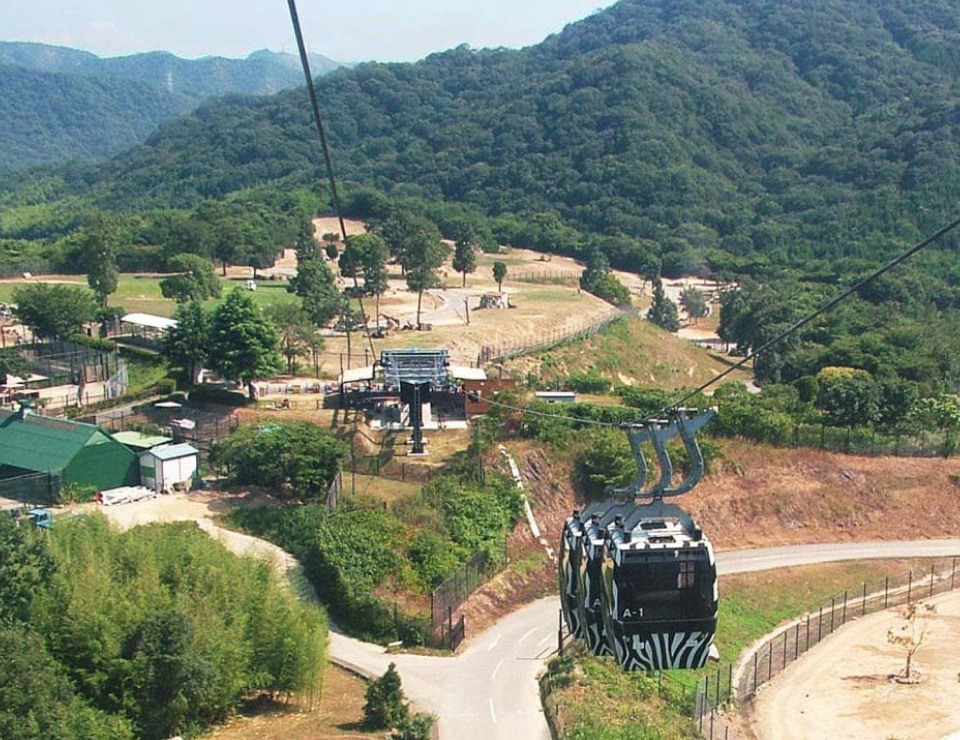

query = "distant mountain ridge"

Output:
[[0, 41, 342, 97]]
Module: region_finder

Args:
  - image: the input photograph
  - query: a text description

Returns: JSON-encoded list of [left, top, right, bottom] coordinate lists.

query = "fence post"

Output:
[[930, 563, 936, 597], [884, 576, 890, 609], [908, 571, 913, 604], [830, 597, 835, 632], [862, 582, 867, 616], [753, 651, 759, 692], [727, 664, 733, 704], [794, 622, 800, 660], [767, 644, 773, 682], [716, 667, 721, 707], [953, 559, 957, 591], [805, 615, 810, 651], [703, 675, 709, 720], [842, 590, 847, 624], [818, 606, 823, 642], [782, 631, 788, 669], [558, 608, 564, 656]]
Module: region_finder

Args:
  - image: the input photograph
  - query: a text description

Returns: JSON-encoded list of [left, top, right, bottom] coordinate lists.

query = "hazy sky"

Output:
[[1, 0, 613, 62]]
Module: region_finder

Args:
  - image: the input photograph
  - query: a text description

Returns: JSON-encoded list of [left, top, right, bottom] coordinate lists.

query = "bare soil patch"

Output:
[[203, 664, 379, 740], [688, 441, 960, 550], [750, 589, 960, 740]]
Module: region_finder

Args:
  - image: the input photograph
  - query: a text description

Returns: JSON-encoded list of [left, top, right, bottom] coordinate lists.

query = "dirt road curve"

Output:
[[96, 495, 960, 740], [752, 589, 960, 740]]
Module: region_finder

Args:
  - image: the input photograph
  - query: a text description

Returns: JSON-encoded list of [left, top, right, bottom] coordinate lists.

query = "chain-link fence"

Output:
[[477, 309, 633, 365], [431, 550, 502, 648], [736, 558, 959, 701], [0, 471, 61, 506]]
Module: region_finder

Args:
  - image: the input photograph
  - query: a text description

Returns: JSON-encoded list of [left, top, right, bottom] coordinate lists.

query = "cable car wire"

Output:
[[286, 0, 377, 359], [469, 213, 960, 428]]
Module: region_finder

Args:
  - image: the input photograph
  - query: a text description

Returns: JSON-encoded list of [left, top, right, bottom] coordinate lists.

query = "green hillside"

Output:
[[29, 0, 960, 270], [0, 42, 341, 98], [0, 64, 195, 168]]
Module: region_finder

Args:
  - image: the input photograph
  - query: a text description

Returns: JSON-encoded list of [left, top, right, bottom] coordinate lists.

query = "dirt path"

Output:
[[751, 589, 960, 740]]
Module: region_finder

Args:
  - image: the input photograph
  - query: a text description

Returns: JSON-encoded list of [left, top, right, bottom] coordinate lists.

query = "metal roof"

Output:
[[112, 431, 174, 450], [0, 409, 103, 472], [339, 365, 376, 384], [145, 443, 199, 461], [448, 365, 487, 381], [121, 313, 178, 331], [380, 348, 449, 388]]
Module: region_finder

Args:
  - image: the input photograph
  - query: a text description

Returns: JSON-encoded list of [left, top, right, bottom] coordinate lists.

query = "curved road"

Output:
[[96, 498, 960, 740], [328, 539, 960, 740]]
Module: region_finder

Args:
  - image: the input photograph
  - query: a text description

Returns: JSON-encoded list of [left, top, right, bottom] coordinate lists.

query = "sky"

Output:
[[0, 0, 614, 63]]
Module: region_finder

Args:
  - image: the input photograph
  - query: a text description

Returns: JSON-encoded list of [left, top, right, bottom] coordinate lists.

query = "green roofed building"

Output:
[[0, 402, 138, 490]]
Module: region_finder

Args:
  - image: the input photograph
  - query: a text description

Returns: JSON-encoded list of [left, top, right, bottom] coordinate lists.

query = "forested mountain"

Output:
[[0, 65, 196, 168], [0, 42, 342, 169], [32, 0, 960, 270], [0, 42, 341, 97]]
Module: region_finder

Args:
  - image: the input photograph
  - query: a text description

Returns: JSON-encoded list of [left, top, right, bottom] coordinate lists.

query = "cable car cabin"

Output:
[[558, 510, 586, 639], [600, 502, 717, 671], [572, 502, 635, 656]]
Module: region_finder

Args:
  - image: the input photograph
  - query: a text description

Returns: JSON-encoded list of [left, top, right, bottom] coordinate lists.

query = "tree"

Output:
[[404, 227, 447, 329], [363, 663, 409, 730], [213, 218, 243, 276], [579, 248, 610, 293], [208, 288, 282, 398], [266, 301, 315, 374], [816, 367, 881, 428], [452, 222, 478, 287], [163, 299, 209, 383], [288, 260, 343, 328], [0, 514, 55, 626], [0, 349, 30, 385], [83, 212, 120, 308], [295, 218, 320, 263], [680, 287, 708, 324], [210, 420, 347, 498], [887, 602, 936, 682], [492, 261, 507, 292], [159, 253, 222, 303], [359, 234, 390, 334], [911, 394, 960, 456], [12, 283, 97, 340], [646, 278, 680, 332]]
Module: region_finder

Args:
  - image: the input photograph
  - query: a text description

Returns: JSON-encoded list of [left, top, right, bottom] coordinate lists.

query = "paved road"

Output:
[[330, 539, 960, 740], [405, 288, 480, 326], [95, 498, 960, 740]]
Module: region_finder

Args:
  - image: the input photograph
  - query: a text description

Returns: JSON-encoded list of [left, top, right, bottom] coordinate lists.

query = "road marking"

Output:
[[491, 657, 505, 680], [489, 697, 498, 723], [488, 633, 501, 652], [518, 627, 537, 644]]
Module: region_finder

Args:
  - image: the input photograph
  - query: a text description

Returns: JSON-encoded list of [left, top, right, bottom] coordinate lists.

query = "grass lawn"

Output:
[[543, 557, 953, 740], [0, 274, 300, 318]]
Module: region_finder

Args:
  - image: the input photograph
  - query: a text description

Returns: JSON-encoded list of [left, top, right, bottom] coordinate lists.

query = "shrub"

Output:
[[574, 428, 636, 497], [566, 369, 611, 394], [153, 378, 177, 395], [363, 663, 408, 730], [188, 386, 249, 407], [211, 421, 347, 499]]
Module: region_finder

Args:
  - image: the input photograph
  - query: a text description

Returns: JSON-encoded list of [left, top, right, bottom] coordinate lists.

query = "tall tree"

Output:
[[12, 284, 97, 340], [404, 228, 447, 329], [208, 288, 282, 398], [452, 222, 478, 287], [679, 287, 708, 324], [646, 277, 680, 332], [295, 218, 320, 263], [492, 261, 507, 292], [83, 212, 121, 309], [342, 233, 390, 333], [288, 260, 343, 328], [266, 302, 315, 374], [163, 299, 209, 383], [159, 254, 222, 303], [213, 218, 243, 276]]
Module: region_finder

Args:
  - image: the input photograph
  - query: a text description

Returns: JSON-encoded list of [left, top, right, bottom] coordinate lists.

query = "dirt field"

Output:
[[751, 588, 960, 740], [204, 665, 379, 740]]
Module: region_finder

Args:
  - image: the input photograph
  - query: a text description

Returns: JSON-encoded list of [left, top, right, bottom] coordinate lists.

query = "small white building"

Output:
[[139, 443, 199, 493]]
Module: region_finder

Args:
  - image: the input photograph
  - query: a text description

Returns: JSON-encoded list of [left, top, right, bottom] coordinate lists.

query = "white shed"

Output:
[[139, 443, 199, 493]]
